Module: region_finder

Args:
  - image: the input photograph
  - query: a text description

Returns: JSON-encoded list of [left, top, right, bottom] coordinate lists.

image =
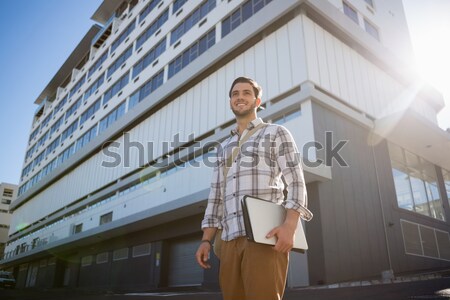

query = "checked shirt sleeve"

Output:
[[275, 126, 313, 221], [201, 150, 224, 229]]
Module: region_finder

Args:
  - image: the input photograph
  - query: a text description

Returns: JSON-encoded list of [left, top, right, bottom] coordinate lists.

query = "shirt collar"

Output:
[[230, 118, 263, 136]]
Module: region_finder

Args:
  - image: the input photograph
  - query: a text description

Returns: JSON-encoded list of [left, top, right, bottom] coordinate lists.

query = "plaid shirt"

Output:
[[201, 118, 313, 241]]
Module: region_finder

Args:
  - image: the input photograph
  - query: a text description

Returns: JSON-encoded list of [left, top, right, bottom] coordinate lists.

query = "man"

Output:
[[195, 77, 312, 300]]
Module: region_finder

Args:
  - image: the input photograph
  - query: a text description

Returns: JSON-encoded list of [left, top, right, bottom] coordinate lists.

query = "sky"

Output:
[[0, 0, 449, 186]]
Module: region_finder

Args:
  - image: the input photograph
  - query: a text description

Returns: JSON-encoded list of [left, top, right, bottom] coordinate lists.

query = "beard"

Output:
[[231, 100, 258, 117]]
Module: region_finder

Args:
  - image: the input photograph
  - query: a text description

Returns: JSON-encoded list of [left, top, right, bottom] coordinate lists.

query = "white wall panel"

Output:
[[264, 32, 279, 100], [234, 52, 245, 78], [243, 47, 256, 79], [288, 16, 308, 86], [276, 25, 293, 94], [207, 73, 218, 130], [324, 33, 340, 97]]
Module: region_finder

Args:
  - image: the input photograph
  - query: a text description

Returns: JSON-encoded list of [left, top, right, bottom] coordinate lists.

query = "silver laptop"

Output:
[[242, 195, 308, 252]]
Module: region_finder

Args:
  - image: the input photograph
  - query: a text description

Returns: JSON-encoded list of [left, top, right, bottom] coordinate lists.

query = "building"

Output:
[[1, 0, 450, 291], [0, 183, 17, 259]]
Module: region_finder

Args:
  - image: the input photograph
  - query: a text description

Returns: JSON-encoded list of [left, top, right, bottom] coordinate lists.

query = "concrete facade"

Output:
[[1, 0, 450, 290]]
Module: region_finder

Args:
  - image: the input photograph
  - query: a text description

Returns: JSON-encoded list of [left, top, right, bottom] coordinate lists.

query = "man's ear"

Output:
[[255, 97, 262, 107]]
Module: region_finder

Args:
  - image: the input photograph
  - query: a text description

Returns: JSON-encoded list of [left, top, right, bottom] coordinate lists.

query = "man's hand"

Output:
[[266, 209, 300, 253], [196, 241, 212, 269], [195, 228, 217, 269]]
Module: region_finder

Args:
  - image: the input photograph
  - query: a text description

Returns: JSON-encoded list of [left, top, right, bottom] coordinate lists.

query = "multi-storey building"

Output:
[[0, 183, 17, 258], [1, 0, 450, 290]]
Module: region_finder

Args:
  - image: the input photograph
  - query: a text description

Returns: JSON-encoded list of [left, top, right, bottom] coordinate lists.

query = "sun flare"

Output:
[[408, 12, 450, 130]]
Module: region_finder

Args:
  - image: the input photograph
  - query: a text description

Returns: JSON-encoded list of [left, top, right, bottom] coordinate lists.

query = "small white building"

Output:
[[0, 183, 17, 259]]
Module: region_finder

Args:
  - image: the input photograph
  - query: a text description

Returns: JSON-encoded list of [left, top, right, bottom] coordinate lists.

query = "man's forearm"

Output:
[[202, 227, 218, 242]]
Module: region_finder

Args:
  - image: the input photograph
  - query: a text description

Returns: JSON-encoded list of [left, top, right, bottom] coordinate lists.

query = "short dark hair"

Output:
[[229, 77, 262, 99]]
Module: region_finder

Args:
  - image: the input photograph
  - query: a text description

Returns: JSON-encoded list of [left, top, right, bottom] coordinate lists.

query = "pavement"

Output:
[[1, 274, 450, 300]]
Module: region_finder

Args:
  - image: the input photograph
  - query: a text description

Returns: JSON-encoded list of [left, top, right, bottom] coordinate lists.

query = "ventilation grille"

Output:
[[401, 219, 450, 261]]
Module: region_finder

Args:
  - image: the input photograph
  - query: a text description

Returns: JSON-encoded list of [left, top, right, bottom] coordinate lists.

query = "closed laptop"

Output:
[[242, 195, 308, 252]]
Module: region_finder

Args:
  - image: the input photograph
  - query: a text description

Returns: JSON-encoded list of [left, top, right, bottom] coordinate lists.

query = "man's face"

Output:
[[229, 82, 261, 117]]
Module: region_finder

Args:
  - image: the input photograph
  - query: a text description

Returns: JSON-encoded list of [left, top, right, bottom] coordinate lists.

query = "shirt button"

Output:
[[233, 176, 236, 179], [233, 193, 236, 197]]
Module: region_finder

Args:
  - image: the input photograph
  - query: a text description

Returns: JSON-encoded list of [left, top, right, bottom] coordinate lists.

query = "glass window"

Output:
[[136, 9, 169, 50], [99, 102, 126, 133], [168, 28, 215, 78], [88, 51, 108, 78], [65, 96, 82, 121], [111, 20, 136, 54], [221, 0, 272, 38], [107, 46, 133, 78], [443, 169, 450, 204], [133, 37, 166, 78], [389, 143, 445, 221], [364, 0, 374, 7], [170, 0, 216, 45], [84, 73, 105, 101], [139, 0, 163, 22], [103, 71, 129, 105], [80, 98, 101, 126], [343, 2, 359, 24], [100, 212, 113, 225], [129, 70, 164, 109], [173, 0, 187, 14], [364, 18, 380, 40], [69, 74, 86, 98]]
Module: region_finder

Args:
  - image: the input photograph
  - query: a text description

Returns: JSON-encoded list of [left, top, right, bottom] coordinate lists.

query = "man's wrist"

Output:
[[201, 239, 212, 247]]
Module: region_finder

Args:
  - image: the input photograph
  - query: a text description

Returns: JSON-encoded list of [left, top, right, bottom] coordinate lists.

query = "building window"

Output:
[[46, 136, 61, 156], [136, 9, 169, 50], [1, 199, 11, 205], [139, 0, 163, 23], [343, 2, 359, 24], [50, 116, 64, 136], [73, 223, 83, 234], [100, 212, 113, 225], [98, 101, 126, 133], [65, 96, 82, 121], [364, 18, 379, 40], [389, 143, 445, 221], [129, 69, 164, 109], [57, 143, 76, 165], [113, 248, 129, 261], [84, 73, 105, 101], [133, 37, 166, 78], [168, 28, 215, 78], [272, 108, 301, 125], [132, 243, 151, 257], [96, 252, 109, 264], [103, 71, 130, 105], [69, 74, 86, 98], [88, 51, 108, 78], [76, 125, 98, 151], [81, 255, 93, 267], [364, 0, 374, 8], [173, 0, 188, 14], [54, 95, 68, 113], [61, 120, 79, 143], [110, 20, 136, 54], [170, 0, 216, 45], [443, 169, 450, 204], [222, 0, 272, 38], [2, 189, 13, 198], [107, 46, 133, 78], [80, 98, 101, 126]]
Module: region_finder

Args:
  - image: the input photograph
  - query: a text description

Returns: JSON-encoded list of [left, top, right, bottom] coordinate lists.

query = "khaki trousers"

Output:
[[219, 237, 289, 300]]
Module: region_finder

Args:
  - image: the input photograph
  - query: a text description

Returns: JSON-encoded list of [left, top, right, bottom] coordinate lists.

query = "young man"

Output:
[[195, 77, 312, 300]]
